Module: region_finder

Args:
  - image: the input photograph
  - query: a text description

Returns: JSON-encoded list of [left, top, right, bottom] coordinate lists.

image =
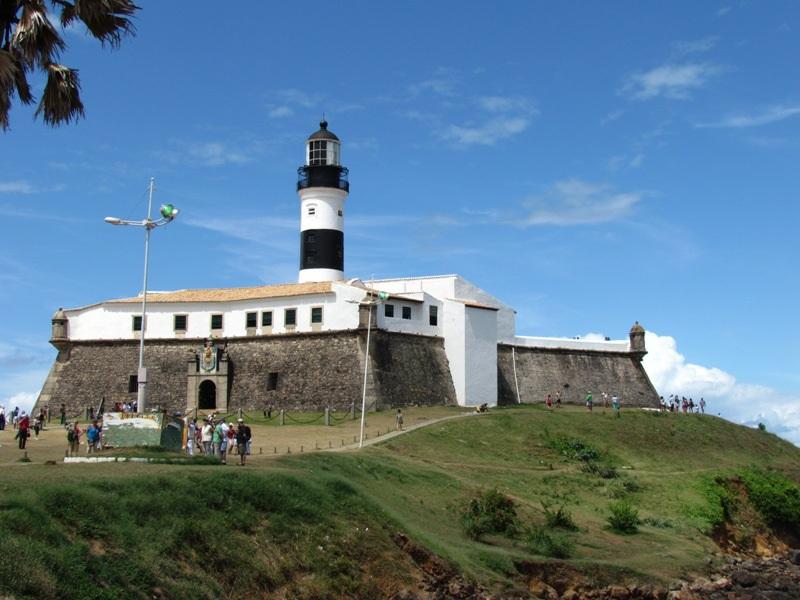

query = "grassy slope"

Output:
[[1, 405, 798, 598]]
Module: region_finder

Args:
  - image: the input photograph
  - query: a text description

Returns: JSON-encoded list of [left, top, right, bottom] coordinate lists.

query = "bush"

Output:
[[526, 525, 574, 558], [582, 461, 618, 479], [542, 503, 578, 531], [460, 489, 519, 540], [606, 476, 642, 498], [607, 500, 640, 534], [547, 435, 600, 462], [739, 467, 800, 535], [641, 516, 673, 529]]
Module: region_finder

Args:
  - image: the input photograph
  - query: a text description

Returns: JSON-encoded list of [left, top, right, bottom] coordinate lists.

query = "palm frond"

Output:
[[34, 62, 84, 125], [70, 0, 138, 47], [12, 1, 65, 67], [0, 48, 34, 130]]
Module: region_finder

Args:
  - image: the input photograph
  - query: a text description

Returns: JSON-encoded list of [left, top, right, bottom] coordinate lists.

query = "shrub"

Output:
[[547, 435, 600, 462], [582, 461, 618, 479], [526, 525, 575, 559], [641, 516, 673, 529], [606, 476, 642, 498], [542, 503, 578, 531], [460, 489, 519, 540], [739, 467, 800, 535], [607, 500, 640, 534]]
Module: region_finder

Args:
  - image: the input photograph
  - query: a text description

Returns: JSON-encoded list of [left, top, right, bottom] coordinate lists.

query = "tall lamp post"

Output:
[[353, 290, 388, 448], [105, 177, 179, 414]]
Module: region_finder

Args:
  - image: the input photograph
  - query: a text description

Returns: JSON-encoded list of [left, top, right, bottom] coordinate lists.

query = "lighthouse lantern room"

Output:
[[297, 120, 349, 283]]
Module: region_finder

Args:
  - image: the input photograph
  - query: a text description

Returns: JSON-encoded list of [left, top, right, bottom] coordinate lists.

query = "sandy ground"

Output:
[[0, 406, 473, 467]]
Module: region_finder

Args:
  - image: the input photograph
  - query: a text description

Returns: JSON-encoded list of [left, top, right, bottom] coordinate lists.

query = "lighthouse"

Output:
[[297, 120, 349, 283]]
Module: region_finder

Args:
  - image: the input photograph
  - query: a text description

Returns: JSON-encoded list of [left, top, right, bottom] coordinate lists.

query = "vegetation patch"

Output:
[[739, 467, 800, 536], [525, 525, 575, 559], [607, 500, 640, 534], [542, 503, 578, 531], [547, 435, 601, 463], [460, 488, 519, 540]]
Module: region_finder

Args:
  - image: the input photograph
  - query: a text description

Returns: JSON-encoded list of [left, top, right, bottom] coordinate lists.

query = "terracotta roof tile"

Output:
[[108, 282, 334, 304]]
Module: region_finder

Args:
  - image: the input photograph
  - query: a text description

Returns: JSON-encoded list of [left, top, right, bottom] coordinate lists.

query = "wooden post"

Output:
[[324, 407, 330, 426]]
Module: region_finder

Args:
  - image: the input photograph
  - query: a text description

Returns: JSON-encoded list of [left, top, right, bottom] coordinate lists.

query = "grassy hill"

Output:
[[1, 405, 799, 599]]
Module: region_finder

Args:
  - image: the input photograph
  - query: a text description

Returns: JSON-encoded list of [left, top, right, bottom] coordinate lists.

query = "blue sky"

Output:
[[2, 2, 799, 441]]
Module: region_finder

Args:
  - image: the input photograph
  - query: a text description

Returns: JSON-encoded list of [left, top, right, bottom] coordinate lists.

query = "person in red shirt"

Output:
[[16, 414, 30, 449]]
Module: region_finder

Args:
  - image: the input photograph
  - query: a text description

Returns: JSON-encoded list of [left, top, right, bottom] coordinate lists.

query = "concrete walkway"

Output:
[[326, 411, 479, 452]]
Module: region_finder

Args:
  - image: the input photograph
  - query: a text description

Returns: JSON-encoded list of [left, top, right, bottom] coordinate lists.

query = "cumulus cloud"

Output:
[[157, 140, 255, 167], [519, 179, 642, 226], [642, 331, 800, 445], [623, 63, 719, 100], [439, 95, 538, 146]]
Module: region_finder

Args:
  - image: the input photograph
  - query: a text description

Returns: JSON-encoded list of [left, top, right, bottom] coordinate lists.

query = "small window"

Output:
[[384, 304, 394, 318], [246, 312, 257, 328], [132, 315, 142, 332], [402, 306, 411, 320], [174, 314, 187, 331], [211, 314, 223, 330], [261, 311, 273, 327], [128, 375, 138, 393], [267, 372, 279, 391], [308, 206, 316, 215], [337, 209, 343, 216], [429, 305, 438, 327], [285, 308, 297, 326], [311, 306, 323, 324]]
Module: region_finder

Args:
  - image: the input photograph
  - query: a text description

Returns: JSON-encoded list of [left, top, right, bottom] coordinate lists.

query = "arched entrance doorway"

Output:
[[198, 380, 217, 410]]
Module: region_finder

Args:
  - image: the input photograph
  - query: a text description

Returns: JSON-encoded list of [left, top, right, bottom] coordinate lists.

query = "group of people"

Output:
[[186, 416, 252, 466], [543, 391, 623, 416], [64, 420, 104, 456], [659, 395, 705, 414], [0, 406, 51, 448]]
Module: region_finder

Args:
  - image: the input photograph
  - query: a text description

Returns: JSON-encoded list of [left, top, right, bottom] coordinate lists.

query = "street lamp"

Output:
[[350, 289, 389, 448], [105, 177, 179, 414]]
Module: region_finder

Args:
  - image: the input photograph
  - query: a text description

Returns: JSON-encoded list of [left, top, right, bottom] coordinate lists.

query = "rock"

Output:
[[560, 589, 580, 600], [788, 549, 800, 566], [732, 570, 758, 587], [529, 581, 559, 600], [609, 586, 630, 599]]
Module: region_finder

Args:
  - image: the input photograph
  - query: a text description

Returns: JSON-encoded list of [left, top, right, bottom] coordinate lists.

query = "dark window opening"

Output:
[[132, 315, 142, 332], [246, 312, 257, 328], [267, 372, 279, 391], [384, 304, 394, 318], [308, 206, 316, 215], [337, 209, 343, 216], [402, 306, 412, 320], [211, 314, 223, 330], [429, 305, 438, 327], [285, 308, 297, 326], [174, 314, 187, 331], [262, 311, 273, 327], [128, 375, 138, 393], [311, 307, 323, 324]]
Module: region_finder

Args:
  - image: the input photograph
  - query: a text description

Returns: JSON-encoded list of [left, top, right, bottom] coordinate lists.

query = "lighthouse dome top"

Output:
[[308, 120, 340, 142]]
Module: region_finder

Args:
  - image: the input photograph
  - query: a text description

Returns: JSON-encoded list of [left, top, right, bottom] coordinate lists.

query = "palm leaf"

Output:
[[0, 49, 34, 130], [34, 62, 84, 125], [12, 1, 65, 67], [68, 0, 138, 46]]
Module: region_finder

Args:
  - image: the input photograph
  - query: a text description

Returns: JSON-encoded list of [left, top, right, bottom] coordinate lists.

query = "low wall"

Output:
[[497, 344, 659, 407]]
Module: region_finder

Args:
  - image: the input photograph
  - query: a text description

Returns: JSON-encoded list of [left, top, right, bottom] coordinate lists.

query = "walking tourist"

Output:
[[555, 392, 561, 408], [202, 419, 213, 455], [236, 418, 251, 466], [186, 418, 196, 456], [395, 409, 404, 430], [16, 413, 30, 449], [546, 394, 553, 409], [585, 391, 593, 412], [611, 394, 621, 418], [699, 397, 706, 414]]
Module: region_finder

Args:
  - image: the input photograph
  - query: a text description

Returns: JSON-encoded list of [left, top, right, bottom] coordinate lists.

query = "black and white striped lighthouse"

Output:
[[297, 120, 349, 283]]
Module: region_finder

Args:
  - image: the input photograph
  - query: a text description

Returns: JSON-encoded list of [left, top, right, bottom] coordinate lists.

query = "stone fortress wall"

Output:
[[38, 327, 657, 417], [38, 329, 458, 417], [497, 344, 660, 407]]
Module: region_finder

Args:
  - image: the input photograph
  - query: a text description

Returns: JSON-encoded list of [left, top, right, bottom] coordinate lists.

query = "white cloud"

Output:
[[623, 63, 719, 100], [642, 331, 800, 445], [268, 106, 293, 118], [671, 37, 718, 57], [696, 105, 800, 128], [0, 180, 35, 194], [441, 116, 531, 146], [157, 141, 254, 167], [601, 110, 624, 125], [519, 179, 642, 226]]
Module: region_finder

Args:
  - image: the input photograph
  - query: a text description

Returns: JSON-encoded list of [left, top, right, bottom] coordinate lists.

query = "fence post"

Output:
[[324, 407, 330, 426], [280, 409, 285, 426], [238, 407, 243, 420]]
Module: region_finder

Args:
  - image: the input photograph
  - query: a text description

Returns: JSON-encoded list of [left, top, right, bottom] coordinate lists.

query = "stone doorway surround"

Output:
[[186, 342, 229, 414]]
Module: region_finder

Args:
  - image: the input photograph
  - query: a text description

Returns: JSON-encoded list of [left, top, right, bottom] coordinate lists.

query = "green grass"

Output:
[[1, 405, 799, 598]]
